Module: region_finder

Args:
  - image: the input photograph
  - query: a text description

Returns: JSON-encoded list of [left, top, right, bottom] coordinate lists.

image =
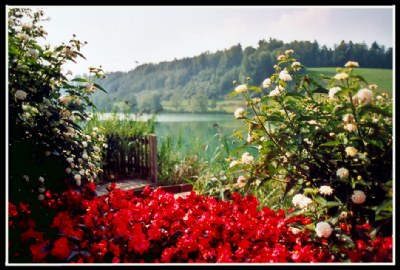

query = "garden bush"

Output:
[[226, 50, 393, 252]]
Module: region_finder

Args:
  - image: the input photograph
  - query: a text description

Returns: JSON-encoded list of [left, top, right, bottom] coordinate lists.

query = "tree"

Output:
[[140, 93, 163, 113], [190, 91, 208, 112]]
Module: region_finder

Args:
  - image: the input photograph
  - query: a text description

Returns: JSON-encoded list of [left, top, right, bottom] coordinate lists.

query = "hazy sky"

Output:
[[15, 6, 394, 76]]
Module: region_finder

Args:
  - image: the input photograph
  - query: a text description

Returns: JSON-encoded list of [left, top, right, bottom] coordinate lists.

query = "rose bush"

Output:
[[227, 50, 392, 257], [8, 8, 107, 206], [8, 186, 392, 263]]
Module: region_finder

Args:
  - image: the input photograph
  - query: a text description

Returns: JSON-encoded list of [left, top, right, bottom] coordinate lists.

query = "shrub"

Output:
[[227, 50, 393, 250], [8, 8, 106, 209]]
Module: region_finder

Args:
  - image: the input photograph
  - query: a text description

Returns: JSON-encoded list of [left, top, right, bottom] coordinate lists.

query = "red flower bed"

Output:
[[8, 185, 392, 263]]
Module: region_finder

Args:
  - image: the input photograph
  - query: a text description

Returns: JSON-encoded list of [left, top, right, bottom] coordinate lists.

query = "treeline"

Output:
[[90, 38, 392, 112]]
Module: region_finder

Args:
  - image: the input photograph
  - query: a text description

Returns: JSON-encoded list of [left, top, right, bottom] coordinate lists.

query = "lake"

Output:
[[98, 112, 245, 157]]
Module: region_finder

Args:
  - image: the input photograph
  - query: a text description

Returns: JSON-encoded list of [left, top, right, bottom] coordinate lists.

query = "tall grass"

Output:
[[84, 111, 155, 137]]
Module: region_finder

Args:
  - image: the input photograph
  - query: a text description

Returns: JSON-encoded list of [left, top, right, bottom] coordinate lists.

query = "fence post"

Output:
[[149, 134, 158, 185]]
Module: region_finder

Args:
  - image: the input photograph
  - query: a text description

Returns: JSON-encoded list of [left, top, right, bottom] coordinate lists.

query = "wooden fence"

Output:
[[102, 134, 157, 185]]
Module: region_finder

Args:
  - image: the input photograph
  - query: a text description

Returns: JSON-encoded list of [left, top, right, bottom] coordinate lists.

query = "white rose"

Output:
[[38, 176, 45, 183], [344, 123, 357, 133], [235, 84, 248, 93], [28, 48, 39, 59], [291, 61, 301, 71], [236, 175, 247, 188], [345, 147, 358, 157], [328, 87, 341, 100], [344, 61, 359, 67], [74, 174, 81, 181], [234, 107, 245, 119], [356, 88, 374, 104], [319, 185, 333, 195], [262, 78, 271, 88], [351, 190, 366, 204], [277, 54, 285, 61], [15, 90, 28, 100], [334, 73, 349, 80], [315, 222, 333, 238], [241, 152, 254, 164], [229, 160, 239, 168], [336, 167, 349, 180], [292, 194, 313, 209], [279, 69, 292, 81]]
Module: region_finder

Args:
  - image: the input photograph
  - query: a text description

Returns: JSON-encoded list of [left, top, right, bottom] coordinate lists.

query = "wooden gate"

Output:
[[103, 134, 157, 184]]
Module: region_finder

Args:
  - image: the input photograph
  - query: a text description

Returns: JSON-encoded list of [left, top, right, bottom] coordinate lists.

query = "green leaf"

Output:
[[261, 96, 274, 103], [325, 201, 342, 208], [374, 199, 392, 215], [351, 75, 369, 86], [249, 86, 262, 92], [230, 144, 250, 155], [285, 92, 304, 99], [285, 209, 304, 219], [71, 78, 89, 83], [93, 83, 108, 94], [74, 51, 87, 60], [229, 90, 239, 97], [319, 140, 343, 147], [315, 196, 327, 206], [349, 136, 363, 142], [265, 115, 284, 122], [312, 87, 329, 94]]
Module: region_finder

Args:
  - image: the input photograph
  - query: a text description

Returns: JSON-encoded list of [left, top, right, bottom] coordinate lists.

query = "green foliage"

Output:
[[90, 39, 392, 112], [228, 50, 393, 238], [8, 8, 107, 203]]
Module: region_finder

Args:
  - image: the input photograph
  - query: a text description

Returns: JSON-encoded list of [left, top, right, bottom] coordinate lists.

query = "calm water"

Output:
[[98, 112, 245, 156]]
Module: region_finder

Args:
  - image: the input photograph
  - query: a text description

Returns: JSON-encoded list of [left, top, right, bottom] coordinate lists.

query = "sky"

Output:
[[13, 5, 394, 76]]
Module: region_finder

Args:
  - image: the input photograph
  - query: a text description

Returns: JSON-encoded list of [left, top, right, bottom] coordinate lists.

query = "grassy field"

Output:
[[307, 67, 393, 97]]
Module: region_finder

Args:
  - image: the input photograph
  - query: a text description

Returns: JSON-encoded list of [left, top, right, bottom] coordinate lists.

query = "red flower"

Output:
[[50, 237, 70, 260], [127, 224, 150, 255], [30, 241, 49, 262], [9, 202, 18, 217], [141, 185, 152, 196], [216, 242, 233, 263], [20, 228, 44, 243]]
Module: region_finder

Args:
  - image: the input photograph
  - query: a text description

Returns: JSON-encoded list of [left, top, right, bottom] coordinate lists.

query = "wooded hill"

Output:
[[89, 38, 392, 112]]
